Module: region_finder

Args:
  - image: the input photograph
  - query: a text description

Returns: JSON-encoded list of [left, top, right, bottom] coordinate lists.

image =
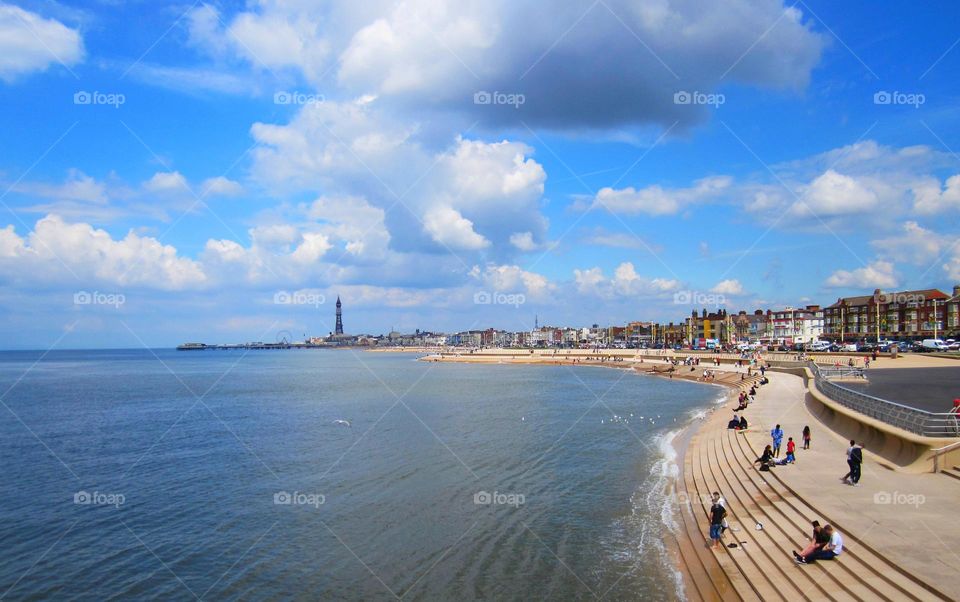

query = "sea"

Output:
[[0, 349, 725, 601]]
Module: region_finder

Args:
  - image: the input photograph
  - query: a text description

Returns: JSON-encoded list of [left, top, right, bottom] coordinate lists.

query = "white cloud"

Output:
[[471, 263, 554, 299], [0, 215, 205, 290], [824, 260, 897, 289], [912, 174, 960, 215], [593, 176, 731, 215], [574, 262, 679, 298], [249, 99, 548, 252], [790, 169, 880, 217], [871, 221, 947, 266], [711, 279, 744, 295], [184, 0, 825, 129], [200, 176, 244, 197], [144, 171, 189, 193], [423, 205, 489, 250], [290, 232, 332, 264], [0, 4, 83, 81], [509, 231, 539, 252]]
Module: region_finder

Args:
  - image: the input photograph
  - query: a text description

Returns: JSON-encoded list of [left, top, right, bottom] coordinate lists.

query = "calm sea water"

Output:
[[0, 349, 723, 601]]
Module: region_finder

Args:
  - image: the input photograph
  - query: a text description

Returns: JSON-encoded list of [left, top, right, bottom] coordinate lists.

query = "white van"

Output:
[[921, 339, 949, 351]]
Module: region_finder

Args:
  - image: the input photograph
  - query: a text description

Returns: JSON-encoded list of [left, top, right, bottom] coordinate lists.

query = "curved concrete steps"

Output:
[[680, 378, 951, 601]]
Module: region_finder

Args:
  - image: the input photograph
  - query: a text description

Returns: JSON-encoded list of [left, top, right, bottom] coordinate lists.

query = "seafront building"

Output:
[[822, 286, 960, 340], [323, 284, 960, 349]]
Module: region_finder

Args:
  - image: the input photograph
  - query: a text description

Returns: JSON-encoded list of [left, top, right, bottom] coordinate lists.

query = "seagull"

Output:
[[332, 419, 352, 428]]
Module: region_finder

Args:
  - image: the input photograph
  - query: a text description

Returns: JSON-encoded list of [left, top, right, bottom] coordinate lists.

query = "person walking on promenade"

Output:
[[795, 525, 843, 564], [771, 424, 784, 457], [841, 440, 862, 485], [709, 495, 727, 550], [849, 443, 863, 485], [802, 425, 811, 449]]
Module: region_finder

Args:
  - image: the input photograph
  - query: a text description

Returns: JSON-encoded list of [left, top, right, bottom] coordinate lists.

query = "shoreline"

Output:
[[423, 349, 749, 600]]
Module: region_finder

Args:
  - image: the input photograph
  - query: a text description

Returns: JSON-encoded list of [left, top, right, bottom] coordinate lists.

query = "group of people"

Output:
[[753, 424, 812, 470], [708, 492, 844, 565], [794, 520, 844, 564]]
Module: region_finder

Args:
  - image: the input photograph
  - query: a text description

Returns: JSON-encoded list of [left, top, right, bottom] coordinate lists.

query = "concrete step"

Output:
[[725, 430, 916, 601], [674, 449, 746, 602], [704, 434, 839, 601], [734, 426, 950, 601], [940, 467, 960, 482], [687, 429, 772, 600], [690, 429, 803, 601]]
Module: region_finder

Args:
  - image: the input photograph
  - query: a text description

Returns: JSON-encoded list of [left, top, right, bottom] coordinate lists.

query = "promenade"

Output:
[[674, 360, 958, 601]]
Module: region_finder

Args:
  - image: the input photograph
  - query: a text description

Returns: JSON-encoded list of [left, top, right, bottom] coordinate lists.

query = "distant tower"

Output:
[[535, 314, 539, 330], [335, 296, 344, 335]]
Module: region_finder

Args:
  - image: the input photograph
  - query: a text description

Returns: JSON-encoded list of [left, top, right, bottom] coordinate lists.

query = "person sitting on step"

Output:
[[795, 525, 843, 564]]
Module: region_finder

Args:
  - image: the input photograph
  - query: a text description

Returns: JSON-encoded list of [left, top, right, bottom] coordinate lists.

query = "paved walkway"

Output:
[[675, 359, 960, 599], [844, 367, 960, 412]]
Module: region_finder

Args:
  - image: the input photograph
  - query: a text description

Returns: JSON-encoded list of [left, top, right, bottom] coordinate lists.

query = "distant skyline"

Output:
[[1, 0, 959, 348]]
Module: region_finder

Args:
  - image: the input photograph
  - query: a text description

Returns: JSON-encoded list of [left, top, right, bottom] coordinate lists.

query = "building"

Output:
[[685, 308, 732, 346], [823, 286, 959, 341], [770, 305, 823, 345]]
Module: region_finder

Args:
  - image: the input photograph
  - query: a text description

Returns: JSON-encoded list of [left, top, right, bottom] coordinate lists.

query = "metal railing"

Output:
[[814, 366, 866, 379], [809, 362, 957, 438]]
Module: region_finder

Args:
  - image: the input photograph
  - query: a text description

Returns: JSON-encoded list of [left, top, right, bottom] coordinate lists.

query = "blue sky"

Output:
[[1, 0, 959, 348]]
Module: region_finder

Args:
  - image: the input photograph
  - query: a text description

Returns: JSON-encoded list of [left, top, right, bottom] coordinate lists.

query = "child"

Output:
[[802, 425, 811, 449], [785, 436, 796, 463]]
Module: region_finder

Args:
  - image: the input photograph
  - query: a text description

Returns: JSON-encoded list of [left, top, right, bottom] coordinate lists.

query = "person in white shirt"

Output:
[[796, 525, 843, 563]]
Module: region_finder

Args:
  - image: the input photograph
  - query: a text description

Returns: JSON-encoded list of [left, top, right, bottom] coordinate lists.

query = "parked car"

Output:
[[809, 340, 832, 352], [921, 338, 950, 351]]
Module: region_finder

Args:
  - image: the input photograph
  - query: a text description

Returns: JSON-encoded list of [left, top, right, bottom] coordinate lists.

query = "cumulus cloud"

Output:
[[0, 3, 84, 81], [471, 263, 554, 299], [871, 221, 947, 266], [824, 260, 897, 289], [912, 174, 960, 215], [593, 176, 731, 215], [200, 176, 244, 197], [423, 205, 490, 250], [249, 98, 547, 254], [711, 279, 744, 295], [144, 171, 189, 193], [184, 0, 825, 129], [574, 262, 678, 298], [0, 215, 205, 289], [789, 170, 880, 217]]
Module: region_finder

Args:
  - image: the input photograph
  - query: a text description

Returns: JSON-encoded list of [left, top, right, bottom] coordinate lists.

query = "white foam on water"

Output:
[[637, 428, 688, 600]]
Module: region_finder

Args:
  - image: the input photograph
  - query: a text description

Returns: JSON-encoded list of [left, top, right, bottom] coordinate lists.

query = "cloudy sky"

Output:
[[1, 0, 959, 348]]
